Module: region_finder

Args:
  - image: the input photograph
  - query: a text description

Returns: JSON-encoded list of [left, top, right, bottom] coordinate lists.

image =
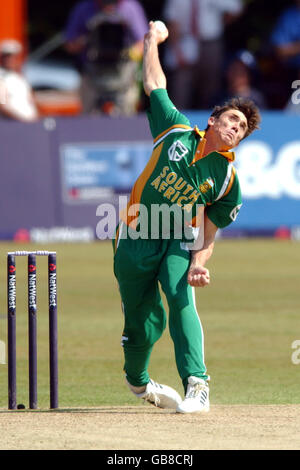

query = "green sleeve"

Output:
[[147, 89, 191, 140], [206, 172, 242, 229]]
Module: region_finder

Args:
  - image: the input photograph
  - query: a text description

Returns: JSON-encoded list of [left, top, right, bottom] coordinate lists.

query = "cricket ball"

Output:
[[154, 20, 168, 35]]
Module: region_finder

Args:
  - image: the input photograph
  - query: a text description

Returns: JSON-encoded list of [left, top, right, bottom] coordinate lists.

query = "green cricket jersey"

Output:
[[120, 89, 242, 241]]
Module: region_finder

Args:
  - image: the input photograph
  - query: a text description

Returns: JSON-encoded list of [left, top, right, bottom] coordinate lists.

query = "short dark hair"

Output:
[[206, 97, 261, 139]]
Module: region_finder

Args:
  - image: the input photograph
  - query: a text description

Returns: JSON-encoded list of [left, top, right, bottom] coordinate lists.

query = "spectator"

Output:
[[64, 0, 148, 115], [216, 50, 267, 109], [271, 0, 300, 78], [270, 0, 300, 110], [163, 0, 244, 110], [0, 39, 39, 122]]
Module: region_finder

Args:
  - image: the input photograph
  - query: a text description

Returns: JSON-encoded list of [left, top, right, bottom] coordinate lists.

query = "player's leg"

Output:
[[113, 233, 182, 408], [158, 240, 209, 391], [118, 274, 166, 388], [114, 235, 166, 387]]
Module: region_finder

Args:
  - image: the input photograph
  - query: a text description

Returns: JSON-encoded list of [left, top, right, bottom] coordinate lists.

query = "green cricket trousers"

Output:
[[113, 223, 209, 391]]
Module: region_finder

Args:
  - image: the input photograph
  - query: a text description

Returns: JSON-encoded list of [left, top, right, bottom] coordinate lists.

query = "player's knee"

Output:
[[123, 324, 165, 350], [167, 291, 189, 313]]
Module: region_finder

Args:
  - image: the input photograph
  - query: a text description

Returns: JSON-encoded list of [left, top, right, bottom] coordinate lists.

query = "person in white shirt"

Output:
[[0, 39, 39, 122], [163, 0, 243, 109]]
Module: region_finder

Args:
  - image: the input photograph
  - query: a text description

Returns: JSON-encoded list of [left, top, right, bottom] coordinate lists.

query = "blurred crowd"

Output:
[[0, 0, 300, 121]]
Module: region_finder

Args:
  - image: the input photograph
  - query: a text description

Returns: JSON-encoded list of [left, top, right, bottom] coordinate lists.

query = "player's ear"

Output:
[[207, 116, 215, 127]]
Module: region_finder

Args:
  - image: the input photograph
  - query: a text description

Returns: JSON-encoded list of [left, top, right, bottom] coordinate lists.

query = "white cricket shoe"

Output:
[[127, 378, 182, 409], [176, 376, 209, 413]]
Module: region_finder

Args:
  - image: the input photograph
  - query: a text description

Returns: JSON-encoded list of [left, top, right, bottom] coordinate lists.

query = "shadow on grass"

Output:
[[0, 406, 174, 415]]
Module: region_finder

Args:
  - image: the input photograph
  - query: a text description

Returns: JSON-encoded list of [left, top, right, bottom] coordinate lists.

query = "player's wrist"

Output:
[[190, 250, 206, 266]]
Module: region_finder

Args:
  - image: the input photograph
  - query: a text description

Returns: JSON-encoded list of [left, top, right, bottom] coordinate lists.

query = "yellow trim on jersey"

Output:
[[120, 142, 164, 229], [153, 124, 192, 145], [218, 150, 235, 162], [193, 126, 204, 138], [189, 135, 207, 166], [222, 166, 236, 198]]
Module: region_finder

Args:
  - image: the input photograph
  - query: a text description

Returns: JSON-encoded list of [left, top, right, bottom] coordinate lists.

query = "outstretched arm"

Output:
[[143, 21, 169, 97], [188, 214, 218, 288]]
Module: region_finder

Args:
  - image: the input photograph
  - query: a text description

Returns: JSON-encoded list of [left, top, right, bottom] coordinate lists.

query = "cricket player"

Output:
[[113, 21, 261, 413]]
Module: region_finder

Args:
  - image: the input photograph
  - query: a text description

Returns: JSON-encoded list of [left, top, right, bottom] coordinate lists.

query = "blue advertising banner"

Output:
[[60, 141, 152, 203], [0, 111, 299, 240], [58, 111, 300, 233]]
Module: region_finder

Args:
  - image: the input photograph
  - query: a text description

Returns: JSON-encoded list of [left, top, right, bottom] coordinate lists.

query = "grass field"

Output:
[[0, 238, 299, 411]]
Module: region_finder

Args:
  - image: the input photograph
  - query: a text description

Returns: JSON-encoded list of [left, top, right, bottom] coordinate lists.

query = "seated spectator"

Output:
[[64, 0, 148, 115], [216, 50, 267, 109], [0, 39, 39, 122]]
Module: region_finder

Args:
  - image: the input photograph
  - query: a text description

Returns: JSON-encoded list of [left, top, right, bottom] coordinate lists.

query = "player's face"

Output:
[[208, 109, 248, 149]]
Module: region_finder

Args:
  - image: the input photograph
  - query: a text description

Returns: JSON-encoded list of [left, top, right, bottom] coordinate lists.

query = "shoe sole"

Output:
[[176, 406, 210, 414]]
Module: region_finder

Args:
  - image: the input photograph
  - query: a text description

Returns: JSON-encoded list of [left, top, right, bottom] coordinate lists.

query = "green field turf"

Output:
[[0, 239, 299, 409]]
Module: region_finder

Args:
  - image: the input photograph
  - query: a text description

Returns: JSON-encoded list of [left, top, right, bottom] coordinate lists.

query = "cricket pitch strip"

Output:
[[0, 404, 299, 450]]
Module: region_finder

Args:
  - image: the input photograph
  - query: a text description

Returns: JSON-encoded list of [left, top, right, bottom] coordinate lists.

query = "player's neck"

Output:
[[203, 129, 231, 156]]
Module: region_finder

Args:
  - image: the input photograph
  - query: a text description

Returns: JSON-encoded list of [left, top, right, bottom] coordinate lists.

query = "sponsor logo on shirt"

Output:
[[168, 141, 188, 162]]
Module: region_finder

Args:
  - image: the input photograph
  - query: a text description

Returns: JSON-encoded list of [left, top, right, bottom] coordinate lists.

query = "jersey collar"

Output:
[[193, 126, 236, 163]]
